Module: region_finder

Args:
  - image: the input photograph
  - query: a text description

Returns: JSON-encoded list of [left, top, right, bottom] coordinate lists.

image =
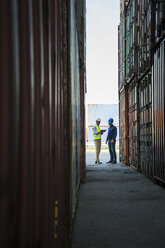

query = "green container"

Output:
[[125, 0, 135, 82]]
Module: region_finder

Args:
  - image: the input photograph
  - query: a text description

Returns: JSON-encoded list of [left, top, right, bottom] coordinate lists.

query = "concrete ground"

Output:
[[72, 150, 165, 248]]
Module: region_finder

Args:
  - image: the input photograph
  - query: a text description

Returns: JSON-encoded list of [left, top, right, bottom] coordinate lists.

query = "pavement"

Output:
[[72, 150, 165, 248]]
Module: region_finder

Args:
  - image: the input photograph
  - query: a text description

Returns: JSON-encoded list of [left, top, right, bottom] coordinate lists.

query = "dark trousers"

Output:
[[108, 140, 116, 162]]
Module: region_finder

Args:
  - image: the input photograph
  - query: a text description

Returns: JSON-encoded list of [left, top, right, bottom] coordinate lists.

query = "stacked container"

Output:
[[128, 84, 138, 168], [137, 0, 155, 175], [119, 0, 126, 89], [125, 0, 139, 169], [155, 0, 165, 44], [139, 73, 153, 176], [119, 0, 129, 164], [0, 0, 86, 248], [119, 0, 165, 185], [153, 39, 165, 183], [153, 0, 165, 183], [137, 0, 154, 78], [125, 0, 136, 82], [119, 90, 129, 164]]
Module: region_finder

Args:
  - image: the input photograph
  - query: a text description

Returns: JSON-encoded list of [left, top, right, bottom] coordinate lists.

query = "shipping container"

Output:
[[118, 25, 121, 89], [120, 0, 125, 14], [155, 0, 165, 44], [128, 83, 139, 169], [69, 0, 86, 223], [118, 1, 126, 90], [137, 0, 155, 78], [139, 72, 153, 177], [118, 17, 126, 90], [119, 0, 165, 184], [0, 1, 86, 248], [119, 88, 129, 164], [153, 38, 165, 183], [125, 0, 137, 83]]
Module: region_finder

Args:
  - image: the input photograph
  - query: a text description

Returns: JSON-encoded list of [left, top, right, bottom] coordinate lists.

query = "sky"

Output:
[[86, 0, 120, 104]]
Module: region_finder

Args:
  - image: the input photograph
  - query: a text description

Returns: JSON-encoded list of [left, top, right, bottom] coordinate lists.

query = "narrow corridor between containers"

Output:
[[72, 150, 165, 248], [1, 0, 165, 248]]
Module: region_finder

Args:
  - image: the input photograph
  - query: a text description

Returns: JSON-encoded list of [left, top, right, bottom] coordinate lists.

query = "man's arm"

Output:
[[92, 126, 97, 135], [92, 126, 101, 135]]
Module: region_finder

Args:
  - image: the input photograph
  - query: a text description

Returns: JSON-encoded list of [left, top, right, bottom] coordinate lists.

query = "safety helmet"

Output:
[[96, 118, 101, 122], [108, 118, 114, 123]]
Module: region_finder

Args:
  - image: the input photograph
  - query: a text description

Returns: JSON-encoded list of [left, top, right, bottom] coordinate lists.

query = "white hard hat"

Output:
[[96, 118, 101, 122]]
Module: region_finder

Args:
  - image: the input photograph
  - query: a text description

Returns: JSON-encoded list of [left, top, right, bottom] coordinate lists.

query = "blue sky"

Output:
[[86, 0, 120, 104]]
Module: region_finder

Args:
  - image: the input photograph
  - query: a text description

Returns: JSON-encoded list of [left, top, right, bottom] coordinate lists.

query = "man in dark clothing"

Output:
[[105, 118, 117, 164]]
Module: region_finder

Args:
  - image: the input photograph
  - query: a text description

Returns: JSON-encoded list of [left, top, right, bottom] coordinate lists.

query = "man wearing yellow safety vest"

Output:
[[92, 118, 106, 164]]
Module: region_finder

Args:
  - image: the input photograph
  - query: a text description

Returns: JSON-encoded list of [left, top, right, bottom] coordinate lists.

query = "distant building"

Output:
[[86, 104, 119, 144]]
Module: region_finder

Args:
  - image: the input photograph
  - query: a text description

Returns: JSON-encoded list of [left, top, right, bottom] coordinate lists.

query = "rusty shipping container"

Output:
[[128, 83, 139, 169], [119, 83, 138, 168], [139, 72, 153, 177], [136, 0, 154, 176], [153, 38, 165, 183], [119, 0, 165, 184], [119, 89, 129, 164], [0, 0, 86, 248]]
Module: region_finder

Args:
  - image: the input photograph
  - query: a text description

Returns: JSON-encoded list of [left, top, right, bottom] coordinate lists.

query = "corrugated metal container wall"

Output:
[[0, 1, 20, 246], [136, 0, 154, 176], [77, 0, 86, 183], [119, 17, 125, 89], [119, 0, 165, 183], [118, 0, 125, 90], [137, 0, 155, 78], [139, 73, 153, 176], [153, 38, 165, 183], [0, 0, 86, 248], [128, 83, 138, 168], [125, 0, 136, 83], [119, 89, 129, 164], [69, 0, 86, 221], [118, 25, 121, 89], [120, 0, 125, 14], [155, 0, 165, 44]]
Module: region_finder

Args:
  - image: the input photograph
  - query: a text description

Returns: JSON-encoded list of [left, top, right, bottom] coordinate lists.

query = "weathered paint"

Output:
[[0, 0, 86, 247], [128, 83, 138, 169], [118, 0, 164, 184], [125, 0, 136, 83], [139, 72, 153, 177], [119, 88, 129, 164], [153, 38, 165, 183]]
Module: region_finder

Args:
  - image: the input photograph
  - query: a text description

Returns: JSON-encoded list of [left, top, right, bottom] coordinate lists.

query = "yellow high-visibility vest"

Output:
[[92, 125, 101, 140]]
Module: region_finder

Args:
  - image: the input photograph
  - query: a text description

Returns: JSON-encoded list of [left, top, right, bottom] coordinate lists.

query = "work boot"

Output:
[[111, 161, 116, 164], [106, 161, 112, 163], [97, 161, 102, 164]]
